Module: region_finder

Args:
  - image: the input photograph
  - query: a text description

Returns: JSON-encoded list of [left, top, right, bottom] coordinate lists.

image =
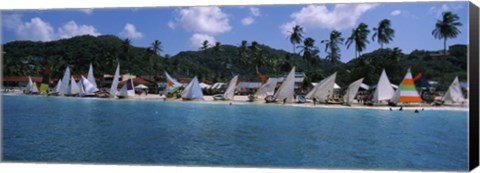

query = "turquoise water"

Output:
[[2, 95, 468, 170]]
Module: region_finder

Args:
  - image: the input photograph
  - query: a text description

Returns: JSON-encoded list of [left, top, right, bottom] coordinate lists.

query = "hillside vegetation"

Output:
[[2, 35, 467, 90]]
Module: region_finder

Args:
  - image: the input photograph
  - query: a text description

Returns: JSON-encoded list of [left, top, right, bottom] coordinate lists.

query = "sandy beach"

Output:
[[3, 91, 469, 112]]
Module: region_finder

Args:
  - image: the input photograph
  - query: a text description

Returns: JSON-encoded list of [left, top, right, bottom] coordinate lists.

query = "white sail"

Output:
[[53, 79, 62, 93], [255, 78, 278, 99], [181, 76, 204, 100], [25, 76, 33, 92], [305, 72, 337, 103], [31, 82, 39, 93], [372, 69, 395, 102], [164, 71, 183, 94], [442, 76, 465, 103], [60, 67, 71, 95], [343, 78, 364, 105], [223, 75, 239, 100], [109, 63, 120, 97], [77, 78, 85, 96], [69, 76, 80, 95], [119, 85, 128, 97], [82, 75, 99, 95], [87, 63, 98, 88], [273, 67, 296, 103]]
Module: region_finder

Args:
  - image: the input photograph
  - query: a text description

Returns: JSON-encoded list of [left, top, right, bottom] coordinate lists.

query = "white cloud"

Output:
[[79, 9, 93, 15], [170, 7, 231, 35], [241, 17, 254, 26], [119, 23, 143, 39], [428, 3, 464, 17], [391, 10, 401, 16], [9, 17, 55, 41], [280, 4, 378, 36], [58, 21, 100, 39], [190, 33, 215, 48], [4, 15, 100, 41], [250, 7, 260, 16], [167, 21, 176, 29]]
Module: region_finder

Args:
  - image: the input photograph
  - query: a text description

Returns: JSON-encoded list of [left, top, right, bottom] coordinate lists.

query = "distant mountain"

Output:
[[2, 35, 467, 90]]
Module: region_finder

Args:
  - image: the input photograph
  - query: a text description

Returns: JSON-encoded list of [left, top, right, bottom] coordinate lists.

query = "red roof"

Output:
[[3, 76, 43, 82], [118, 77, 152, 86]]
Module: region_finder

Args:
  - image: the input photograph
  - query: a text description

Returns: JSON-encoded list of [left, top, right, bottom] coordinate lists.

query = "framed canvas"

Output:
[[1, 0, 479, 172]]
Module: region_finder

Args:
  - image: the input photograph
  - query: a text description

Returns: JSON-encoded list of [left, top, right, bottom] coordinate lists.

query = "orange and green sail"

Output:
[[393, 68, 423, 103]]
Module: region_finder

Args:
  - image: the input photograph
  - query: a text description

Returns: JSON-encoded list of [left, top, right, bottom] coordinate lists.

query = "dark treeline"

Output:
[[2, 35, 467, 91]]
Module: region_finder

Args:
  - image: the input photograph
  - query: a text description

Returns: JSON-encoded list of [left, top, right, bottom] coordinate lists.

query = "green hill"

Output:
[[2, 35, 467, 90]]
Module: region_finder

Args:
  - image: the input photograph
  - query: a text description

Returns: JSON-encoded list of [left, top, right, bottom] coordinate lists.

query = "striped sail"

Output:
[[392, 68, 422, 103], [164, 71, 182, 94]]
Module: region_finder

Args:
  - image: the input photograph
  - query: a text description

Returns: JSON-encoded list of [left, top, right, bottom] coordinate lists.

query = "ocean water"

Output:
[[2, 95, 468, 171]]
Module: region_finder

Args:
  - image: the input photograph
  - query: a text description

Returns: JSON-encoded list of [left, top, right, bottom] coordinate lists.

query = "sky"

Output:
[[1, 1, 470, 63]]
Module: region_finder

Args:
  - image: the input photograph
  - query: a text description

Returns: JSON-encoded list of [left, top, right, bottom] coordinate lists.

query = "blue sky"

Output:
[[2, 1, 469, 62]]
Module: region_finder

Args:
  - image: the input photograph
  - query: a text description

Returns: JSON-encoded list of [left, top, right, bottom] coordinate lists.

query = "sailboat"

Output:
[[48, 79, 62, 96], [305, 72, 337, 104], [343, 78, 364, 106], [77, 77, 85, 97], [181, 76, 204, 100], [267, 67, 295, 103], [64, 76, 80, 96], [82, 75, 99, 97], [118, 76, 135, 99], [23, 76, 33, 94], [249, 78, 278, 102], [107, 63, 121, 98], [371, 69, 395, 103], [87, 63, 98, 88], [164, 71, 183, 98], [391, 68, 423, 105], [31, 81, 40, 94], [59, 67, 71, 96], [213, 75, 238, 100], [441, 76, 466, 104]]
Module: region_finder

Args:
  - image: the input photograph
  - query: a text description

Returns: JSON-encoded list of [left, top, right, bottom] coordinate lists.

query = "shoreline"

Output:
[[2, 92, 469, 112]]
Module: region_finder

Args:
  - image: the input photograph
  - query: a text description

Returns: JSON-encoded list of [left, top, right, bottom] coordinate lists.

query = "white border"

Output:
[[1, 0, 478, 173]]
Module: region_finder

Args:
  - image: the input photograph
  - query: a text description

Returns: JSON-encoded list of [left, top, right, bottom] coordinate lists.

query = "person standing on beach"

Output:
[[283, 98, 287, 104], [313, 98, 317, 106]]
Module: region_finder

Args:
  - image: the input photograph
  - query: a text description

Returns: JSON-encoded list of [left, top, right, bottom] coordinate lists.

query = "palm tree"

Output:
[[238, 40, 249, 65], [372, 19, 395, 49], [213, 42, 224, 55], [249, 41, 264, 69], [289, 25, 304, 54], [297, 37, 318, 62], [200, 40, 210, 52], [346, 23, 370, 58], [151, 40, 163, 56], [321, 30, 344, 63], [432, 11, 462, 55], [149, 40, 163, 81], [121, 38, 131, 72]]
